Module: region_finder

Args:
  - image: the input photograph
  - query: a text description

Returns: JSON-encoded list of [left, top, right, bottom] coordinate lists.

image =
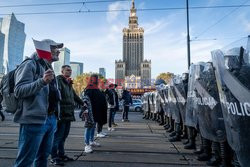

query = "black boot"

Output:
[[194, 135, 204, 155], [197, 138, 212, 161], [169, 123, 181, 142], [219, 142, 233, 167], [206, 142, 221, 166], [184, 127, 196, 149], [181, 125, 188, 139], [166, 118, 174, 132], [183, 139, 189, 145], [0, 111, 5, 121]]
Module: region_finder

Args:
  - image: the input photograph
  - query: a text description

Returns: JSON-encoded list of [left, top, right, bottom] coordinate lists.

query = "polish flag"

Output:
[[32, 39, 52, 61]]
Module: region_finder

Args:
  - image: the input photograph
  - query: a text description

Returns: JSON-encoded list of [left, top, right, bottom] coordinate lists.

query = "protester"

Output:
[[50, 65, 84, 165], [13, 39, 63, 167], [105, 83, 119, 131], [81, 74, 107, 153], [96, 80, 108, 138], [121, 88, 133, 122], [111, 84, 119, 127]]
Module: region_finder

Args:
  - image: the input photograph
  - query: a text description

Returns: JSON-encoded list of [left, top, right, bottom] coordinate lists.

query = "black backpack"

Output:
[[0, 58, 40, 114]]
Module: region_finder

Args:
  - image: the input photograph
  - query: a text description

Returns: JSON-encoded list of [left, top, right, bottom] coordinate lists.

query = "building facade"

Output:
[[99, 68, 106, 78], [115, 0, 151, 88], [70, 62, 84, 79], [0, 31, 4, 74], [53, 47, 70, 76], [0, 13, 26, 74]]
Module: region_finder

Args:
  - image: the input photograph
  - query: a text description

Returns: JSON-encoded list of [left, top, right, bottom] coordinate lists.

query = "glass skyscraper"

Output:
[[53, 47, 71, 76], [0, 13, 26, 74]]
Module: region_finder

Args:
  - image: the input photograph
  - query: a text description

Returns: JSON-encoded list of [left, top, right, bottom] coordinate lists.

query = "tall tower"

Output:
[[122, 0, 144, 76], [115, 0, 151, 87]]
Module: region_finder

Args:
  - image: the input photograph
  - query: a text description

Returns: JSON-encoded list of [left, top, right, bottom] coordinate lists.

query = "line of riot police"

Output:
[[141, 44, 250, 167]]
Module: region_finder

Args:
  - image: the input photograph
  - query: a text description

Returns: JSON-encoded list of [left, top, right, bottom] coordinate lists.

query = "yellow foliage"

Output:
[[156, 72, 174, 84]]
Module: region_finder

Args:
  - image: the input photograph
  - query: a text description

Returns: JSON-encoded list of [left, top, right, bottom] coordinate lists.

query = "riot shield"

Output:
[[185, 64, 199, 128], [148, 92, 154, 114], [151, 92, 157, 114], [173, 80, 187, 125], [194, 62, 226, 142], [169, 78, 181, 123], [162, 87, 169, 115], [212, 48, 250, 167]]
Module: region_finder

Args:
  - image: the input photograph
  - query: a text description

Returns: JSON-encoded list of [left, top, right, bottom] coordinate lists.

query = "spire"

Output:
[[129, 0, 138, 29], [132, 0, 135, 9]]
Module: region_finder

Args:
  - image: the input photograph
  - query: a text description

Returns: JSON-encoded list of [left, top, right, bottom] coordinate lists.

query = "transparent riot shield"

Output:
[[162, 87, 169, 115], [173, 80, 187, 125], [185, 64, 199, 128], [212, 48, 250, 167], [169, 78, 181, 123], [194, 62, 226, 142]]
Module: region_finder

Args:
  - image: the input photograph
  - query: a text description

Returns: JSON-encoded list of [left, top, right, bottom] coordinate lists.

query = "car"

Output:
[[118, 99, 143, 112], [130, 99, 143, 112]]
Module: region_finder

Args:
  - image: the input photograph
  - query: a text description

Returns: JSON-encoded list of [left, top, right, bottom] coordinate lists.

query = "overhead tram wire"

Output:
[[192, 0, 250, 40], [1, 3, 250, 16], [0, 0, 131, 8]]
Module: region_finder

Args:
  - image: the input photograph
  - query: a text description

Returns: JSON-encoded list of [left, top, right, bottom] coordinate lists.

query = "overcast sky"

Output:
[[0, 0, 250, 79]]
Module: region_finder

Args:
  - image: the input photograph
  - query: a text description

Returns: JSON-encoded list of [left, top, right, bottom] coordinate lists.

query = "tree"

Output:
[[156, 72, 174, 84], [72, 73, 107, 95]]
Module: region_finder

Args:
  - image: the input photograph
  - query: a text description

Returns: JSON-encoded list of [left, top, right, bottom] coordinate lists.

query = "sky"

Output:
[[0, 0, 250, 79]]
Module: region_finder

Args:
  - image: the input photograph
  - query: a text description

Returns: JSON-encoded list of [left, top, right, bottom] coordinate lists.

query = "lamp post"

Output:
[[186, 0, 191, 69]]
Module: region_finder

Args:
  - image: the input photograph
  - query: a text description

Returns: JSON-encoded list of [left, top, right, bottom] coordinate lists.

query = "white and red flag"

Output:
[[32, 38, 63, 61]]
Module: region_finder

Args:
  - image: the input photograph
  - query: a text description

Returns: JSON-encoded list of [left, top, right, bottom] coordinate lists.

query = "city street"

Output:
[[0, 111, 206, 167]]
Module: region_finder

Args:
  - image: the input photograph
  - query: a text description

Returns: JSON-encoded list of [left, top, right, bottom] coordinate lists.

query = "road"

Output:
[[0, 111, 206, 167]]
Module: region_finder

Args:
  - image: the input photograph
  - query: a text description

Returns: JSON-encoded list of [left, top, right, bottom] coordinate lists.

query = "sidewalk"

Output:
[[0, 112, 206, 167]]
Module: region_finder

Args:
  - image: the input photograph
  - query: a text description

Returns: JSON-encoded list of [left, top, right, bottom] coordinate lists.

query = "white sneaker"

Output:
[[108, 127, 115, 131], [90, 141, 101, 147], [84, 145, 93, 153], [96, 133, 106, 138], [122, 119, 125, 122], [101, 132, 107, 136]]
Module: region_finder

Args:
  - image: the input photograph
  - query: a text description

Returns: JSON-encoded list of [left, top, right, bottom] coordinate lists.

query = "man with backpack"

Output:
[[13, 39, 63, 167]]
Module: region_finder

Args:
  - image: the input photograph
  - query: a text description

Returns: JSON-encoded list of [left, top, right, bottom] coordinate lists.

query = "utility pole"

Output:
[[186, 0, 191, 69]]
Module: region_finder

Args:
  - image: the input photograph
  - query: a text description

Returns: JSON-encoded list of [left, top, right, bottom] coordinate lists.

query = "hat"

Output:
[[41, 39, 64, 48]]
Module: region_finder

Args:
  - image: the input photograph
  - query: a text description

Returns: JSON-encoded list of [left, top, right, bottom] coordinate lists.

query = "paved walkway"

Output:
[[0, 112, 206, 167]]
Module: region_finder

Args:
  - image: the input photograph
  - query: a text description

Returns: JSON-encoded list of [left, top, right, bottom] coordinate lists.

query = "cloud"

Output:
[[240, 14, 250, 31], [106, 2, 129, 22], [143, 19, 169, 35]]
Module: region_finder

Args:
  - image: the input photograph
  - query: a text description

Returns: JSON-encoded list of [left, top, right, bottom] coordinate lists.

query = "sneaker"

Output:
[[59, 155, 74, 162], [50, 159, 65, 166], [101, 132, 107, 136], [125, 119, 130, 122], [84, 145, 93, 153], [96, 133, 106, 138], [122, 119, 125, 122], [112, 123, 118, 127], [108, 127, 115, 131], [90, 141, 101, 147]]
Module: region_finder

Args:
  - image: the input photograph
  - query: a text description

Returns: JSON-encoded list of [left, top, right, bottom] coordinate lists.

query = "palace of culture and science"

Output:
[[115, 0, 151, 88]]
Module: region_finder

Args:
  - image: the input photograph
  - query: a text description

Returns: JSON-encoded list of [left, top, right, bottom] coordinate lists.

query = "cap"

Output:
[[41, 39, 64, 48]]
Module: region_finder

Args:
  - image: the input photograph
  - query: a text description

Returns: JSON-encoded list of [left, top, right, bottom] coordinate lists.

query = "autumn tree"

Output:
[[156, 72, 174, 84], [72, 73, 107, 95]]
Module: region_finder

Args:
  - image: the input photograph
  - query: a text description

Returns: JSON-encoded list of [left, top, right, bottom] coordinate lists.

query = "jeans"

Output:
[[14, 115, 57, 167], [111, 110, 116, 123], [122, 106, 129, 120], [108, 108, 115, 128], [51, 121, 71, 159], [84, 123, 96, 145]]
